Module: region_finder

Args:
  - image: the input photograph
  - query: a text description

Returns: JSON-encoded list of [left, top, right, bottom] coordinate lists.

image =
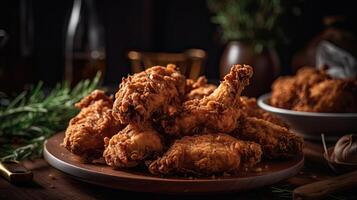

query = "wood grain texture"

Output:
[[293, 170, 357, 200], [0, 161, 272, 200], [1, 138, 356, 200]]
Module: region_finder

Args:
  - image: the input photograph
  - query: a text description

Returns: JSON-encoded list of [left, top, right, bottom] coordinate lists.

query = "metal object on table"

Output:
[[65, 0, 106, 86], [0, 160, 33, 183]]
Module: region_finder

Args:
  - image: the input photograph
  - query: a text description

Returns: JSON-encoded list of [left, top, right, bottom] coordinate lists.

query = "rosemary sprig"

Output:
[[271, 185, 294, 199], [270, 184, 354, 200], [0, 72, 101, 161]]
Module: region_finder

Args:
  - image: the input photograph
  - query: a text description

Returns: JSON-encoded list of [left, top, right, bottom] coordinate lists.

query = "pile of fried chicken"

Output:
[[271, 67, 357, 113], [62, 64, 303, 176]]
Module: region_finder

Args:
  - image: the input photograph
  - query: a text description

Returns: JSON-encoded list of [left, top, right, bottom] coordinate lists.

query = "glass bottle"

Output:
[[65, 0, 105, 86]]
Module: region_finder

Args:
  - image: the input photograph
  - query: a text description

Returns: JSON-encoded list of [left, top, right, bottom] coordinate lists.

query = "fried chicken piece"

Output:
[[270, 67, 330, 109], [185, 76, 217, 100], [103, 123, 164, 168], [234, 117, 303, 159], [62, 90, 123, 161], [239, 96, 287, 127], [112, 64, 186, 124], [149, 133, 262, 176], [294, 79, 357, 112], [162, 64, 253, 137], [271, 66, 357, 112], [75, 89, 112, 109], [294, 67, 330, 87], [185, 76, 207, 91], [270, 76, 298, 109]]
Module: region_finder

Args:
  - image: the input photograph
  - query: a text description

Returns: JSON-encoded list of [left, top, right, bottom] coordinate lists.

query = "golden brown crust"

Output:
[[62, 64, 305, 176], [270, 76, 298, 109], [270, 66, 357, 113], [112, 64, 186, 124], [149, 133, 262, 175], [103, 123, 163, 168], [234, 117, 303, 159], [75, 89, 113, 109], [62, 90, 123, 161], [271, 67, 330, 109], [185, 76, 217, 100], [239, 96, 288, 128], [294, 79, 357, 112], [162, 64, 253, 137]]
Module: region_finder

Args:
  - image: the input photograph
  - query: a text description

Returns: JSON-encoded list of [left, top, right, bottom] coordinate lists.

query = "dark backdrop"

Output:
[[0, 0, 356, 93]]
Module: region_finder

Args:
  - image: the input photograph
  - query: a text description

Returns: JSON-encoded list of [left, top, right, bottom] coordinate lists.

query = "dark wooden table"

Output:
[[0, 142, 355, 200]]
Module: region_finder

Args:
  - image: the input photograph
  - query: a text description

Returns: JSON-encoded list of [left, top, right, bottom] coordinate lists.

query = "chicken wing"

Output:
[[103, 123, 164, 168], [112, 64, 186, 124], [62, 90, 123, 161], [149, 133, 262, 175], [162, 64, 253, 137], [234, 117, 303, 159]]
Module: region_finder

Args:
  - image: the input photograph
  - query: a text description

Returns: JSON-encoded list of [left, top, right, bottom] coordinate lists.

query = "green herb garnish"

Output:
[[0, 73, 101, 161]]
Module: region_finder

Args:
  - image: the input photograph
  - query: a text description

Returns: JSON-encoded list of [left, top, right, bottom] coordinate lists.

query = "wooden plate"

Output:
[[43, 132, 304, 194]]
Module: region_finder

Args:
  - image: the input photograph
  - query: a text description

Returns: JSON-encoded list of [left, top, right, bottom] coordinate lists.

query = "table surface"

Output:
[[1, 141, 356, 200]]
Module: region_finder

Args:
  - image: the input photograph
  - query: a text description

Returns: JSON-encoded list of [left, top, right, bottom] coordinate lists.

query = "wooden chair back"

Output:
[[128, 49, 206, 79]]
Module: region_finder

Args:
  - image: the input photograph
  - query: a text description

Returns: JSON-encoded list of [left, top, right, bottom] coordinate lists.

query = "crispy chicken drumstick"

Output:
[[162, 64, 253, 137]]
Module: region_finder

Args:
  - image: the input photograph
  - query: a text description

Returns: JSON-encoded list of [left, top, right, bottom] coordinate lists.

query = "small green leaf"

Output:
[[0, 72, 101, 161]]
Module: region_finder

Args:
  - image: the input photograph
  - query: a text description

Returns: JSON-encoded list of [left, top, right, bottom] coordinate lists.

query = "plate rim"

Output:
[[257, 93, 357, 118], [44, 139, 304, 183], [43, 132, 305, 192]]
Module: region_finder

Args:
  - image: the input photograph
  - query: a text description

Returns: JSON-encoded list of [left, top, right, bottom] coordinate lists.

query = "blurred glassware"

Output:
[[0, 29, 7, 88], [0, 30, 8, 49], [0, 0, 35, 93], [65, 0, 105, 86], [127, 49, 206, 79]]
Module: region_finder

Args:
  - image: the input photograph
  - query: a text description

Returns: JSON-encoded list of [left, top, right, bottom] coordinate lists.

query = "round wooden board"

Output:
[[44, 132, 304, 194]]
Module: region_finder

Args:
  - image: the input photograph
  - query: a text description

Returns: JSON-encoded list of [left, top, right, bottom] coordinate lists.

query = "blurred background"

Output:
[[0, 0, 356, 96]]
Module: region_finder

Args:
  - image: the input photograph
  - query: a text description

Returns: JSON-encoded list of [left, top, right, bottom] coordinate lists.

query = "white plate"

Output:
[[257, 93, 357, 141]]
